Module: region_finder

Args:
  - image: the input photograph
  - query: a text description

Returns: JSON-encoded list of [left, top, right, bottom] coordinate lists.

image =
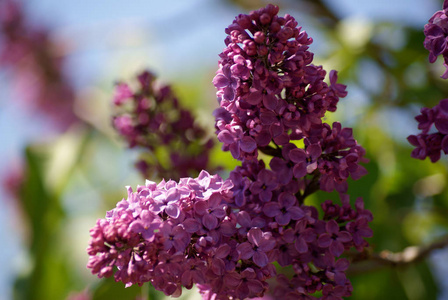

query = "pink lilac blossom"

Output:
[[88, 172, 232, 293], [225, 158, 372, 299], [87, 171, 276, 299], [0, 0, 78, 130], [87, 171, 372, 299], [423, 0, 448, 78], [112, 70, 216, 180], [407, 98, 448, 162], [213, 4, 367, 194], [89, 5, 374, 300]]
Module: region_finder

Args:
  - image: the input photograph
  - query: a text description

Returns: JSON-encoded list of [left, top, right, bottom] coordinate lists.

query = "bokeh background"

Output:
[[1, 0, 448, 299]]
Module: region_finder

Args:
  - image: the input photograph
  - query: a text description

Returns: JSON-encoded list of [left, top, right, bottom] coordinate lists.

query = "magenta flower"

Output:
[[159, 222, 190, 252], [217, 124, 258, 160], [236, 210, 266, 236], [318, 220, 352, 257], [210, 244, 237, 275], [224, 268, 265, 299], [329, 70, 348, 98], [214, 0, 350, 167], [324, 257, 349, 286], [151, 274, 182, 297], [410, 133, 445, 162], [282, 220, 316, 254], [408, 99, 448, 162], [237, 228, 276, 267], [112, 71, 218, 180], [181, 259, 207, 289], [250, 169, 278, 202], [213, 65, 239, 102], [194, 195, 227, 230], [154, 252, 184, 278], [269, 157, 294, 185], [231, 54, 252, 80], [0, 0, 79, 130], [128, 210, 160, 241], [113, 83, 133, 105], [346, 217, 373, 251], [262, 192, 304, 226], [424, 0, 448, 78], [321, 284, 350, 300], [289, 144, 322, 178], [229, 170, 250, 207], [246, 86, 279, 111], [276, 241, 299, 267]]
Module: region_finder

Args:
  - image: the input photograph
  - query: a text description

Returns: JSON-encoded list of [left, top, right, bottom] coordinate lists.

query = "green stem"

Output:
[[296, 172, 321, 205], [259, 145, 282, 157]]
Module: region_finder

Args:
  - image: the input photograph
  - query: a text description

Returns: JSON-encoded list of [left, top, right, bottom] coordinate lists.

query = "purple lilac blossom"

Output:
[[88, 171, 237, 295], [87, 171, 373, 299], [410, 1, 448, 161], [89, 5, 374, 300], [112, 70, 216, 180], [0, 0, 79, 130], [423, 0, 448, 78], [213, 3, 367, 194], [408, 98, 448, 162]]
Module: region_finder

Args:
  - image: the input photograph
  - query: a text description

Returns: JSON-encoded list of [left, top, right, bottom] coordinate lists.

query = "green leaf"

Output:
[[13, 146, 69, 300], [92, 276, 142, 300]]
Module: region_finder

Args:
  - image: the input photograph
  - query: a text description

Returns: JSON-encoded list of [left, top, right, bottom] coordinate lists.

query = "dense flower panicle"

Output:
[[88, 172, 233, 293], [87, 172, 276, 299], [407, 98, 448, 162], [0, 0, 78, 130], [423, 0, 448, 78], [89, 5, 374, 300], [213, 4, 348, 158], [87, 171, 373, 299], [312, 122, 368, 193], [270, 201, 371, 299], [112, 70, 216, 180], [411, 1, 448, 161], [225, 159, 372, 299], [213, 4, 367, 194]]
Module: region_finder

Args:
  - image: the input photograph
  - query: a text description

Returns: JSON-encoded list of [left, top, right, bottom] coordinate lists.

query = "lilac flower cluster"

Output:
[[88, 5, 374, 299], [423, 0, 448, 78], [87, 171, 247, 297], [407, 99, 448, 162], [87, 170, 372, 299], [225, 159, 372, 299], [409, 0, 448, 162], [213, 4, 367, 194], [0, 0, 78, 130], [113, 70, 215, 180]]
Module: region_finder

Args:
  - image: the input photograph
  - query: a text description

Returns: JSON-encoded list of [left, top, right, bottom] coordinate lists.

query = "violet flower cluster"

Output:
[[213, 4, 367, 194], [87, 171, 233, 296], [409, 0, 448, 162], [423, 0, 448, 79], [113, 70, 215, 180], [408, 99, 448, 162], [88, 5, 373, 299], [0, 0, 78, 130], [87, 171, 372, 299]]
